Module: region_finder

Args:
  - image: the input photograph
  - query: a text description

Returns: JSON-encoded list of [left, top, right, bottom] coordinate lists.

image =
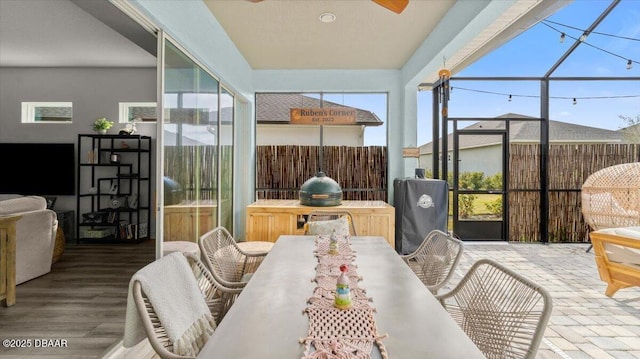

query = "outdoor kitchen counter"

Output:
[[245, 199, 395, 247]]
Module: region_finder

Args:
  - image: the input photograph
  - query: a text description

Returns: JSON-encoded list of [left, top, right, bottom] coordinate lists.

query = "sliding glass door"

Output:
[[160, 37, 234, 246]]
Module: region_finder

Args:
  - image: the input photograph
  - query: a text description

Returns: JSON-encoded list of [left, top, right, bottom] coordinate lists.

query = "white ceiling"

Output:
[[205, 0, 455, 70], [0, 0, 565, 84]]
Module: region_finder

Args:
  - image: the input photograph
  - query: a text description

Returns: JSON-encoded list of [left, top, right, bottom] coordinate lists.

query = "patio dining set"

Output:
[[124, 210, 559, 358]]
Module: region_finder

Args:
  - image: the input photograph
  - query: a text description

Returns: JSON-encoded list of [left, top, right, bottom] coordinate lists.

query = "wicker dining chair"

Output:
[[184, 253, 243, 324], [132, 280, 194, 359], [305, 210, 357, 236], [131, 253, 239, 359], [199, 226, 268, 288], [435, 259, 553, 359], [400, 229, 464, 295]]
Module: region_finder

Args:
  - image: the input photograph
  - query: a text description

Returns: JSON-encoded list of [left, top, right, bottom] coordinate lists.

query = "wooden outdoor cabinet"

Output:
[[246, 200, 395, 247], [164, 201, 217, 242]]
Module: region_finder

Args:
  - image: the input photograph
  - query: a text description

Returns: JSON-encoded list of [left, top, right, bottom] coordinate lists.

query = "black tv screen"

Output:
[[0, 143, 75, 196]]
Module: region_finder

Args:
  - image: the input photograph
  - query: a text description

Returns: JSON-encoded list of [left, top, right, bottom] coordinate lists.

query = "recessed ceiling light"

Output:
[[319, 12, 336, 23]]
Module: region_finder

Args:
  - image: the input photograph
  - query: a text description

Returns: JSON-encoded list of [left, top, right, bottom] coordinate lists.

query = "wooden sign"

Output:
[[290, 108, 357, 125], [402, 147, 421, 158]]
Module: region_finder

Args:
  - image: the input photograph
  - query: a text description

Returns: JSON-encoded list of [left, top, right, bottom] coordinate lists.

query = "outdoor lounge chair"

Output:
[[581, 162, 640, 252], [588, 227, 640, 297]]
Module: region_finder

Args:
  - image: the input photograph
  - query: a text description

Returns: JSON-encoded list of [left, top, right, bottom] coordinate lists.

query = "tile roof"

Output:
[[256, 93, 383, 126], [419, 113, 623, 153]]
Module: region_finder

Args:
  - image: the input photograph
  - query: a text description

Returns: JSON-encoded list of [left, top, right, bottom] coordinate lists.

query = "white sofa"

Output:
[[0, 196, 58, 284]]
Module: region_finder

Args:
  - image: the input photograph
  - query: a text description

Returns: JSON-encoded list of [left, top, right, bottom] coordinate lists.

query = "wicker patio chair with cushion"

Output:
[[305, 210, 357, 237], [582, 162, 640, 252], [199, 226, 268, 288], [581, 162, 640, 231], [400, 229, 464, 295], [435, 259, 553, 359], [127, 252, 217, 359], [588, 227, 640, 297]]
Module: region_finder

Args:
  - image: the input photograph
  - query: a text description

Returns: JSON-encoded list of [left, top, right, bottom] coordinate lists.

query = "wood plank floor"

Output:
[[0, 240, 155, 359]]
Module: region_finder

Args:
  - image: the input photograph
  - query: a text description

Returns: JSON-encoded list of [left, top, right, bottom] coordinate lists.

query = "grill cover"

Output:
[[299, 172, 343, 207], [393, 178, 449, 254]]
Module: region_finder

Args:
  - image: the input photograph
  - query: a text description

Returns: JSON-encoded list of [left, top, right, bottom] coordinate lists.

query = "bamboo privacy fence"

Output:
[[165, 143, 639, 243], [164, 146, 233, 201], [256, 145, 387, 201], [509, 143, 640, 242]]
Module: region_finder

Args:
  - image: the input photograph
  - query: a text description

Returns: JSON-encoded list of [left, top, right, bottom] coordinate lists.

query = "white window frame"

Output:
[[21, 102, 73, 123], [119, 102, 157, 123]]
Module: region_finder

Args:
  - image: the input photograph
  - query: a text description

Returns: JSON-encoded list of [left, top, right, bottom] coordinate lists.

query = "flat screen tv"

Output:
[[0, 143, 75, 196]]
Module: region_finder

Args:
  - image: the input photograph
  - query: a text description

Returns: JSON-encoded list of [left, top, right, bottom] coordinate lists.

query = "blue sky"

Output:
[[312, 1, 639, 147], [415, 0, 640, 146]]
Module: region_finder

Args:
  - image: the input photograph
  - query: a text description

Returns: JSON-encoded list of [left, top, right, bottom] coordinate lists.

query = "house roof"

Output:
[[256, 93, 383, 126], [419, 113, 623, 154]]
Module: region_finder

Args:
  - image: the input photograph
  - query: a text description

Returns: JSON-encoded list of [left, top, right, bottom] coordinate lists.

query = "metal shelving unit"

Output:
[[76, 134, 151, 243]]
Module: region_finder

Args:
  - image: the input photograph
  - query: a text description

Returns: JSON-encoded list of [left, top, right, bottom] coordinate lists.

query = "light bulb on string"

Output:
[[627, 60, 633, 70], [560, 33, 565, 43], [572, 98, 577, 105]]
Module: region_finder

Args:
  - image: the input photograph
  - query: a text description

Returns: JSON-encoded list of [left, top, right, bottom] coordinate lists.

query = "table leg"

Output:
[[5, 222, 17, 307]]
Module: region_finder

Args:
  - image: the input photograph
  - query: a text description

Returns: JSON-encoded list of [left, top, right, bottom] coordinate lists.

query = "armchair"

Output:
[[0, 196, 58, 284]]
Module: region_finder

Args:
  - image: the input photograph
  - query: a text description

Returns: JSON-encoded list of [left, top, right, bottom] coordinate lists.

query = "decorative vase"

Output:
[[98, 129, 107, 135]]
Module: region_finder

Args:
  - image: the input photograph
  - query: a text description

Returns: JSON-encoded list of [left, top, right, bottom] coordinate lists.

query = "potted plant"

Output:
[[93, 118, 113, 134]]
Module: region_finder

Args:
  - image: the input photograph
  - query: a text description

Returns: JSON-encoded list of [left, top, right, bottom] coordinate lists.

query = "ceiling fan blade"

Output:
[[372, 0, 409, 14]]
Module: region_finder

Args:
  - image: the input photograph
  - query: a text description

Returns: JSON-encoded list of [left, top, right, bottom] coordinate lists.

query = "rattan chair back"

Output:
[[131, 253, 242, 359], [582, 162, 640, 231], [435, 259, 552, 359], [400, 230, 463, 294], [184, 253, 242, 324], [305, 210, 357, 236], [132, 280, 191, 359], [199, 226, 266, 287]]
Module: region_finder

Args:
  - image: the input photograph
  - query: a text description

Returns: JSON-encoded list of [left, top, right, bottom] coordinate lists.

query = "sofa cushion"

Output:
[[0, 196, 47, 215], [595, 227, 640, 267]]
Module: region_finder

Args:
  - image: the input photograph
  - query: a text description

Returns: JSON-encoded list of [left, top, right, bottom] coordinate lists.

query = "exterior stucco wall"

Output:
[[257, 125, 363, 146], [421, 144, 502, 177]]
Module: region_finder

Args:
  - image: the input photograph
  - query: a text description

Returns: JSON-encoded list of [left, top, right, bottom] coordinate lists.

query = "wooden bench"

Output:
[[589, 227, 640, 297]]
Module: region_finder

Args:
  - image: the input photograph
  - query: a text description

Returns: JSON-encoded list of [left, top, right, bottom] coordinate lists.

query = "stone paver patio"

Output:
[[447, 242, 640, 359]]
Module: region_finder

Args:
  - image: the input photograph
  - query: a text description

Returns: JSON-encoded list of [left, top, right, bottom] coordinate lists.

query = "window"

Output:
[[21, 102, 72, 123], [118, 102, 157, 123]]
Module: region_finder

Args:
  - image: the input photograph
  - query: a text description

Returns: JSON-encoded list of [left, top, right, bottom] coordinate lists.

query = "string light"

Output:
[[450, 86, 640, 106], [628, 60, 633, 70], [542, 19, 640, 42], [540, 21, 639, 70]]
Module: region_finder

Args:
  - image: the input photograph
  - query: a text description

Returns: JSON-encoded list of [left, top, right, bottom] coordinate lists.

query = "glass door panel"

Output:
[[453, 130, 507, 240], [162, 40, 219, 243], [219, 86, 234, 231]]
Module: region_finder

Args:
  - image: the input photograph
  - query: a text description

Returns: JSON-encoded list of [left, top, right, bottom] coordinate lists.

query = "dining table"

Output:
[[197, 235, 485, 358]]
